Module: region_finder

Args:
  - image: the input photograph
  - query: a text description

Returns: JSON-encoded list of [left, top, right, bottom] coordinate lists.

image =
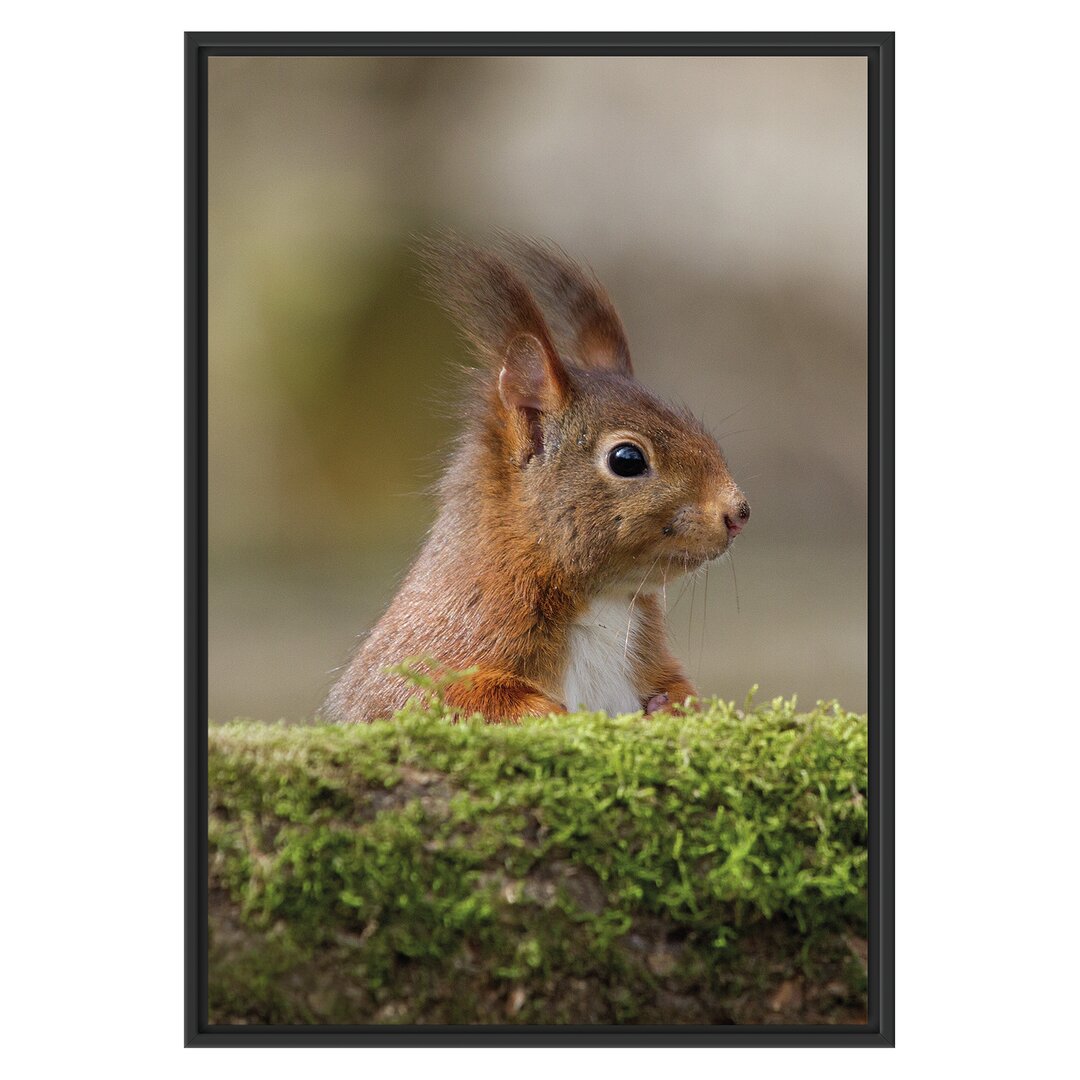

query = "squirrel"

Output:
[[323, 234, 750, 724]]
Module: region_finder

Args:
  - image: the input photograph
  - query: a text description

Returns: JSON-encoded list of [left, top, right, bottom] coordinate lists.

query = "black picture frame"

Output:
[[185, 31, 894, 1048]]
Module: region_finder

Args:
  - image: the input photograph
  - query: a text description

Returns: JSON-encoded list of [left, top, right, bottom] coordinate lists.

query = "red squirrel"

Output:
[[323, 234, 750, 724]]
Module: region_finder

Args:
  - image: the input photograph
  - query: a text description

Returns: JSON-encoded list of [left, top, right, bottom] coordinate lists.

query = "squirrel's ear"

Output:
[[500, 236, 634, 378], [498, 333, 571, 415], [498, 334, 571, 459]]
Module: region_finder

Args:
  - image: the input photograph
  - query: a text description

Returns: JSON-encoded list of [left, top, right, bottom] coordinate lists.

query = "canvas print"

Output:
[[205, 53, 871, 1027]]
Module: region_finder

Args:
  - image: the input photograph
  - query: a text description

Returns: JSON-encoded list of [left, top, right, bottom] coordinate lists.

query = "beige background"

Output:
[[207, 55, 868, 720]]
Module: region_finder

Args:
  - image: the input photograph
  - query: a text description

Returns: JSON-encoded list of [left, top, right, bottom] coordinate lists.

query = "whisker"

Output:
[[712, 426, 757, 443], [625, 552, 662, 659], [728, 550, 741, 615], [708, 400, 755, 431], [688, 573, 697, 658], [669, 569, 694, 613], [697, 564, 709, 680]]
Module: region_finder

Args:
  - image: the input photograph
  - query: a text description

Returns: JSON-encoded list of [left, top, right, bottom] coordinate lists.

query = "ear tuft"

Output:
[[416, 233, 571, 460], [498, 234, 634, 377]]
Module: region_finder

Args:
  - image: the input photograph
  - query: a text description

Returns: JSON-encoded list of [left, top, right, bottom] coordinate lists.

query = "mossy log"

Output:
[[209, 698, 868, 1025]]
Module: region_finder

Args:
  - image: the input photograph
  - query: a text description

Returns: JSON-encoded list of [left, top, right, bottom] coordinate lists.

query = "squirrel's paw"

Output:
[[645, 693, 670, 715]]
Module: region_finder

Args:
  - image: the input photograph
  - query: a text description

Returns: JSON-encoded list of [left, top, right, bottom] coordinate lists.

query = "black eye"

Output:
[[607, 442, 649, 477]]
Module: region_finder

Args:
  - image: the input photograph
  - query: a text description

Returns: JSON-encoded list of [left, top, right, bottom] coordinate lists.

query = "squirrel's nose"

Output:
[[724, 500, 751, 538]]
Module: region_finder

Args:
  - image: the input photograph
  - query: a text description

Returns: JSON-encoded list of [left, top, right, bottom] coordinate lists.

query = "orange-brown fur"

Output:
[[442, 672, 566, 725], [323, 235, 749, 724], [631, 594, 699, 707]]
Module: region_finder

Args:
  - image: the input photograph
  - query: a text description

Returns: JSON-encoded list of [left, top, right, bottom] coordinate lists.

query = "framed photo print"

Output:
[[186, 31, 894, 1047]]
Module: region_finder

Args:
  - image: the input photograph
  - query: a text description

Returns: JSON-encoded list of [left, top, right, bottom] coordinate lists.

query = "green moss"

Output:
[[209, 695, 868, 1025]]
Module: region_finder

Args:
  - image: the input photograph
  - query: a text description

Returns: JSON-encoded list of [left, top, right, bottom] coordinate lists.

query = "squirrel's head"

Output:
[[424, 233, 749, 592]]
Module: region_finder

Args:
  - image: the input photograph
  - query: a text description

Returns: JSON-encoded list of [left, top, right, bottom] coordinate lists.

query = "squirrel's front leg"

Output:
[[633, 595, 698, 713], [442, 670, 565, 724]]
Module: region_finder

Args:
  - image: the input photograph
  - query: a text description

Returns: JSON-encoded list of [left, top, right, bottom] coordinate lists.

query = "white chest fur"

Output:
[[560, 594, 645, 715]]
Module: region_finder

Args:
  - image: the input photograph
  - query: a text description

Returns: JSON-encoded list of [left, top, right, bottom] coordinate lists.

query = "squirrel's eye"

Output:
[[607, 442, 649, 477]]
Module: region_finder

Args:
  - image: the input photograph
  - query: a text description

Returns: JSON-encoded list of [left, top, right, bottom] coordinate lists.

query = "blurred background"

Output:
[[207, 55, 868, 721]]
